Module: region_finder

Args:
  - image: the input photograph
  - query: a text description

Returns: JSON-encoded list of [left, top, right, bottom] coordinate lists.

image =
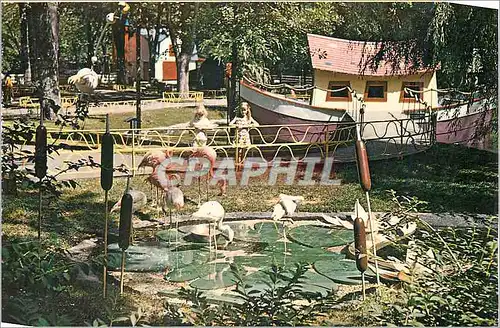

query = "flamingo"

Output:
[[269, 193, 304, 255], [140, 150, 176, 207], [162, 186, 185, 245], [138, 149, 173, 169], [187, 146, 217, 205], [191, 201, 234, 258]]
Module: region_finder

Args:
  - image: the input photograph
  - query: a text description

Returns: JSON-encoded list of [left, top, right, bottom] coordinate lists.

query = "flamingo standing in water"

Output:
[[162, 186, 185, 245], [270, 193, 304, 254], [192, 201, 234, 259]]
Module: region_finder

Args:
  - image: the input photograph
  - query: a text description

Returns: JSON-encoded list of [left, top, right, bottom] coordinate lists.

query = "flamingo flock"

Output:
[[111, 144, 232, 246]]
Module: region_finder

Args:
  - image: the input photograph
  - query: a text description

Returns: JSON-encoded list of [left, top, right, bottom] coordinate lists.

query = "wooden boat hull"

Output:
[[241, 79, 494, 150], [435, 98, 494, 150], [240, 80, 353, 143]]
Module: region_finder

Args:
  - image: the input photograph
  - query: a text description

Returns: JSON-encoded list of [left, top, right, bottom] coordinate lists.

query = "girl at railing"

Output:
[[229, 102, 260, 147]]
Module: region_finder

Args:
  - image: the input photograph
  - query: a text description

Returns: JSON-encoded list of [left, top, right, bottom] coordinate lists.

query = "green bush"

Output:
[[367, 197, 498, 326], [166, 263, 339, 326]]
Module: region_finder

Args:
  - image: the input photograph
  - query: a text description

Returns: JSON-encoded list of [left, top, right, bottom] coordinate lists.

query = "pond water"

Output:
[[107, 221, 376, 303]]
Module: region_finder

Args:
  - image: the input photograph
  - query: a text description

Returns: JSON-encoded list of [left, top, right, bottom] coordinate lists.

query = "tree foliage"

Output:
[[2, 3, 21, 73]]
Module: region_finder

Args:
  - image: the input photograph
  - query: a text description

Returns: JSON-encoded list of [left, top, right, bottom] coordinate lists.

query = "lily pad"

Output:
[[165, 263, 214, 282], [107, 242, 211, 272], [189, 263, 245, 290], [313, 258, 374, 285], [288, 225, 353, 248], [233, 241, 338, 271], [263, 242, 338, 267], [234, 269, 338, 298], [156, 229, 188, 242], [246, 222, 285, 243]]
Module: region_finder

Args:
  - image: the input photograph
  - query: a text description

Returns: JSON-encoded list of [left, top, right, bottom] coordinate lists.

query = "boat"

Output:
[[239, 34, 494, 150]]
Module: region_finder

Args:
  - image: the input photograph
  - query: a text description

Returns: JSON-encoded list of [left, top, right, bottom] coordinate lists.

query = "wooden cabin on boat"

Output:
[[307, 34, 439, 120]]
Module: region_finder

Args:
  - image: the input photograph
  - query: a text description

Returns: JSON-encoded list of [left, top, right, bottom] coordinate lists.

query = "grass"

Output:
[[2, 144, 497, 242], [2, 120, 498, 325], [40, 106, 227, 130]]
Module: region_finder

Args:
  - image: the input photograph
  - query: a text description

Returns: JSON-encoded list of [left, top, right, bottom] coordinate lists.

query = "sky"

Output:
[[446, 1, 499, 9]]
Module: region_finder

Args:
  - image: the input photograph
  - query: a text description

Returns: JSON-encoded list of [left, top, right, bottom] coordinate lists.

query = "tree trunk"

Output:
[[112, 19, 126, 84], [176, 52, 191, 95], [149, 3, 164, 82], [85, 11, 93, 68], [228, 41, 239, 120], [19, 3, 31, 84], [27, 2, 60, 120]]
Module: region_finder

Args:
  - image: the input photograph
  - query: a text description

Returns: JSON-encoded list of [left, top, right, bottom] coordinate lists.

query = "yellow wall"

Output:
[[311, 70, 438, 114]]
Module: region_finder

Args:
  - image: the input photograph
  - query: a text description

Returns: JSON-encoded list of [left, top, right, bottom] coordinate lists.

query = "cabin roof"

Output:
[[307, 34, 436, 76]]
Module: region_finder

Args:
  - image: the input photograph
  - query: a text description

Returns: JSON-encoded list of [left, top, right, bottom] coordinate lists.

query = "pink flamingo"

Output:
[[187, 146, 217, 205], [163, 186, 185, 248], [139, 148, 174, 205]]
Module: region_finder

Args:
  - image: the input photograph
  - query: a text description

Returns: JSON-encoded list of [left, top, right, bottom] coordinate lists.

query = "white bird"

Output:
[[110, 188, 147, 245], [68, 68, 99, 94], [110, 188, 147, 214], [192, 201, 234, 257], [272, 193, 305, 222], [269, 194, 304, 254]]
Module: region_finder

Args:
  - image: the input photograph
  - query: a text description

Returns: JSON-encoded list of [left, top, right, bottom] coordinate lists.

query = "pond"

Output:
[[107, 220, 378, 304]]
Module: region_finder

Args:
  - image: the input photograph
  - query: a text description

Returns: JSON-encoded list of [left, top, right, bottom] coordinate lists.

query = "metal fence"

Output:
[[31, 113, 436, 178]]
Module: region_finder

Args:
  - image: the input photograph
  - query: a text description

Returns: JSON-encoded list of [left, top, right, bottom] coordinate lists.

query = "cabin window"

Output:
[[364, 81, 387, 102], [400, 82, 424, 102], [326, 81, 351, 101]]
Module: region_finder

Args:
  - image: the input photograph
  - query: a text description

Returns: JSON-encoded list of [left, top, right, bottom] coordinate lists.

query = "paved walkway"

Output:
[[2, 97, 227, 117]]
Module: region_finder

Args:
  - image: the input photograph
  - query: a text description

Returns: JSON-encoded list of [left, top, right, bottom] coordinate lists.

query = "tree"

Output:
[[58, 2, 114, 70], [197, 3, 321, 117], [19, 3, 31, 83], [132, 2, 166, 82], [27, 2, 60, 120], [1, 3, 21, 73], [164, 2, 200, 94]]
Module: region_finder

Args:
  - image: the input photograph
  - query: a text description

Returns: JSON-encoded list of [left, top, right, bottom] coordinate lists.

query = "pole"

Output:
[[365, 191, 381, 287], [120, 250, 126, 294], [38, 186, 42, 241], [136, 26, 142, 129], [361, 272, 366, 301], [103, 190, 109, 298]]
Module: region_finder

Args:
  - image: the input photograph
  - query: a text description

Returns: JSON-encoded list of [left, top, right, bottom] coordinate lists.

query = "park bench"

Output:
[[61, 96, 79, 115], [18, 96, 40, 115], [61, 96, 79, 108], [112, 84, 127, 91], [162, 91, 204, 103], [203, 89, 226, 99]]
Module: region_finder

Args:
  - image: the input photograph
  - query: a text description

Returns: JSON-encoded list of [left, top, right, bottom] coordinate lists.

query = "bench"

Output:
[[18, 96, 40, 115]]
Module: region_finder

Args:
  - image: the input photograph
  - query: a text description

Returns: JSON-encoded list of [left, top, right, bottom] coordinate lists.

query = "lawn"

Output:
[[38, 105, 227, 130], [2, 140, 497, 325]]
